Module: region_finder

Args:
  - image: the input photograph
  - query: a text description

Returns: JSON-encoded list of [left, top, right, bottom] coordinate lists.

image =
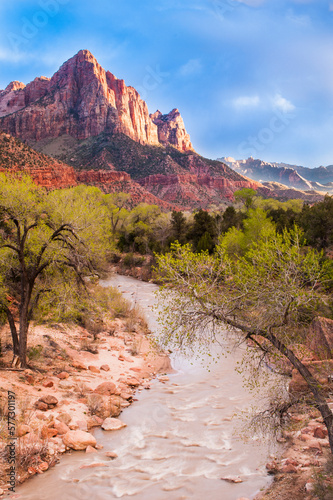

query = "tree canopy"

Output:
[[0, 175, 111, 367], [155, 224, 333, 452]]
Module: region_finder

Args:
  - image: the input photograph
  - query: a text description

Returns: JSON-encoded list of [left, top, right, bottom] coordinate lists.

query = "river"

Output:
[[18, 274, 275, 500]]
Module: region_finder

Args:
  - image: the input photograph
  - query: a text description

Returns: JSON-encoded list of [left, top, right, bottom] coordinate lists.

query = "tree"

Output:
[[0, 175, 110, 368], [102, 192, 130, 235], [155, 227, 333, 453], [234, 188, 257, 211], [170, 211, 187, 244], [298, 195, 333, 249], [187, 209, 216, 252]]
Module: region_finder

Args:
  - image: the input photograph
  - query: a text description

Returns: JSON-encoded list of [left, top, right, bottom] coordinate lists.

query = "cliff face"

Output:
[[139, 174, 260, 209], [0, 50, 267, 208], [0, 50, 171, 146], [150, 109, 193, 152]]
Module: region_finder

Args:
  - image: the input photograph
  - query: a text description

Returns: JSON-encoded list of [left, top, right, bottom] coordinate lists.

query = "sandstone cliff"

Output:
[[0, 50, 267, 208], [150, 109, 193, 152], [0, 50, 182, 148]]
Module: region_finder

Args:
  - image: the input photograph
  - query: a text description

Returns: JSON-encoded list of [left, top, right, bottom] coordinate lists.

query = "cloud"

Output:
[[179, 59, 203, 77], [232, 95, 260, 108], [272, 94, 296, 113], [235, 0, 266, 6]]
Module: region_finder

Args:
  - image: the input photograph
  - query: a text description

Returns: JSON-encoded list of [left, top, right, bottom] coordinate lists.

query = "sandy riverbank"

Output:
[[0, 312, 171, 495]]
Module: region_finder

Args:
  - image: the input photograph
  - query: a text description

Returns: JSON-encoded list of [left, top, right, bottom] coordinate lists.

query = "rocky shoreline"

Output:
[[0, 313, 171, 496]]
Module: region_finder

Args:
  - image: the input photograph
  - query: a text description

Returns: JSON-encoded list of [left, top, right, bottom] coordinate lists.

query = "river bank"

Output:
[[0, 288, 171, 495], [1, 272, 332, 499]]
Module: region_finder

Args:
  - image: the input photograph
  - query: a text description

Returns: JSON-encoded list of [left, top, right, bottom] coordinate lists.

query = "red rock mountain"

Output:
[[0, 132, 175, 209], [0, 50, 263, 208]]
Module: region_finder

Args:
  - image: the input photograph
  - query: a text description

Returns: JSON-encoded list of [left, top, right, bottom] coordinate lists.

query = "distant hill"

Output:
[[219, 157, 333, 195]]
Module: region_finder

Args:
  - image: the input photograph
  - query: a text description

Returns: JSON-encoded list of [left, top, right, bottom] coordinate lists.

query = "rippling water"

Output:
[[18, 275, 274, 500]]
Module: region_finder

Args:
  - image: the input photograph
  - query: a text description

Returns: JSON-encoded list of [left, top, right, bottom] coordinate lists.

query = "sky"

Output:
[[0, 0, 333, 168]]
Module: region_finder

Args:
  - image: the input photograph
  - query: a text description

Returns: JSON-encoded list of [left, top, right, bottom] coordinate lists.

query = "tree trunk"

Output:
[[267, 331, 333, 454], [5, 307, 19, 356]]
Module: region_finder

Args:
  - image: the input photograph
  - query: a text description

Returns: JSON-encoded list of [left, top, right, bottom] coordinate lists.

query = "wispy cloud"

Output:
[[179, 59, 202, 77], [272, 94, 296, 113], [232, 95, 260, 109]]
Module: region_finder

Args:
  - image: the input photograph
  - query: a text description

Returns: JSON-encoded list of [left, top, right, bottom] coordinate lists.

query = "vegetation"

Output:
[[0, 175, 111, 367], [155, 223, 333, 453]]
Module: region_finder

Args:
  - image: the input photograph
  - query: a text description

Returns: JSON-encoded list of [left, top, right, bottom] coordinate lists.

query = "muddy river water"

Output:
[[18, 274, 276, 500]]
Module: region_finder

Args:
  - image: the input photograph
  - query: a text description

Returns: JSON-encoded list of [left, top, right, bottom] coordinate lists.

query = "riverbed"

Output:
[[17, 274, 275, 500]]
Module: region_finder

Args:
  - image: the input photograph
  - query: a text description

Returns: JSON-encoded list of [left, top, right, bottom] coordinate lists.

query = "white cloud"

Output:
[[179, 59, 202, 77], [235, 0, 266, 6], [272, 94, 296, 113], [232, 95, 260, 108]]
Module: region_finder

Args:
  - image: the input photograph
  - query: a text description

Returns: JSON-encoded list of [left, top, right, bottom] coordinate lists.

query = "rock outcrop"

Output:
[[151, 109, 193, 152], [0, 50, 162, 146]]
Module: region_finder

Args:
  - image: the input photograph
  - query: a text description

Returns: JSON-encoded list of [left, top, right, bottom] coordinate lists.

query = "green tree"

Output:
[[155, 227, 333, 453], [170, 211, 188, 244], [0, 175, 110, 368], [298, 196, 333, 249], [234, 188, 257, 211]]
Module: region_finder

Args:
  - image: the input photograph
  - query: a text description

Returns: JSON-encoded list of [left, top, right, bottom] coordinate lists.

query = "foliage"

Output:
[[0, 175, 111, 366], [155, 224, 333, 452], [298, 195, 333, 249]]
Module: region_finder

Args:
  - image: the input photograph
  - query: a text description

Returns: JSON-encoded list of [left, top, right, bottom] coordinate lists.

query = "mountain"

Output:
[[220, 157, 333, 195], [0, 50, 260, 209], [0, 132, 177, 209]]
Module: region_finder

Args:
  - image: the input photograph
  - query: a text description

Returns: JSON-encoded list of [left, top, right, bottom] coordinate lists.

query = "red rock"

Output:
[[39, 395, 58, 407], [130, 367, 142, 373], [54, 421, 70, 435], [126, 377, 140, 387], [313, 426, 328, 439], [266, 461, 279, 474], [35, 401, 48, 411], [72, 361, 87, 370], [26, 374, 34, 384], [62, 430, 97, 450], [281, 464, 298, 473], [37, 462, 49, 472], [43, 380, 54, 388], [151, 108, 193, 152], [100, 365, 110, 371], [105, 451, 118, 459], [94, 382, 117, 396], [88, 366, 100, 374], [57, 372, 69, 380]]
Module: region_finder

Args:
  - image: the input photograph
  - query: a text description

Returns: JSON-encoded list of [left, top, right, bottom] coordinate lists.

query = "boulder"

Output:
[[88, 366, 100, 374], [94, 382, 117, 396], [101, 418, 127, 431], [57, 372, 69, 380], [39, 395, 58, 407], [57, 412, 72, 425], [100, 365, 110, 371], [62, 430, 97, 450], [35, 401, 48, 411], [54, 421, 70, 435], [105, 451, 118, 459], [43, 380, 54, 388], [289, 360, 333, 395]]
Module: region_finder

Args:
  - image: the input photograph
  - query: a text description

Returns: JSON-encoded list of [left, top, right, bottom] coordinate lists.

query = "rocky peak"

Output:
[[4, 81, 26, 92], [151, 108, 193, 152]]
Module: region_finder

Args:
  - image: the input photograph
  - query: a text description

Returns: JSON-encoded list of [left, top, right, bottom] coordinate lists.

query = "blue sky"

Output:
[[0, 0, 333, 167]]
